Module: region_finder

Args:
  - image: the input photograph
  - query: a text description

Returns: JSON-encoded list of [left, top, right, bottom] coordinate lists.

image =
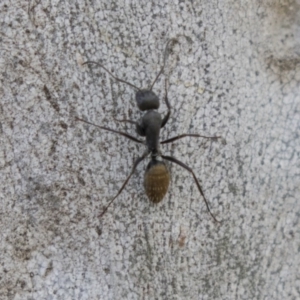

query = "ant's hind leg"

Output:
[[161, 155, 220, 223], [99, 152, 148, 217]]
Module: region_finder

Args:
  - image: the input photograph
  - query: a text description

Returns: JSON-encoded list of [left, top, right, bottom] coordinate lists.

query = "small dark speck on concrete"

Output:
[[43, 85, 60, 112], [77, 176, 86, 186], [60, 121, 68, 130], [96, 226, 102, 236]]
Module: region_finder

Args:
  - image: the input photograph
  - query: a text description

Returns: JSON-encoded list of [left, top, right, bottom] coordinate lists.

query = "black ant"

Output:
[[76, 38, 221, 223]]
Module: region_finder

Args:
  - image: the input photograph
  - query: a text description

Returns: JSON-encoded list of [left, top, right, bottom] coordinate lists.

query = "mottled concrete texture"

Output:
[[0, 0, 299, 299]]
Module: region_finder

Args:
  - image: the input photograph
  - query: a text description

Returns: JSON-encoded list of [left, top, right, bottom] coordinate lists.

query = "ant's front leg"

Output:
[[112, 117, 145, 138], [76, 117, 143, 144], [113, 117, 137, 126], [161, 79, 171, 128]]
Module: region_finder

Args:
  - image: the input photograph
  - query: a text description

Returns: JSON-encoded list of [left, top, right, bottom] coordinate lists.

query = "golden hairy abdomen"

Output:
[[144, 163, 170, 203]]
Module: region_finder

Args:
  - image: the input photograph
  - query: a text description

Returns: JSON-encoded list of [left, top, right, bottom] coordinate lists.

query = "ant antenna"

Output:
[[83, 61, 141, 91], [150, 38, 179, 90]]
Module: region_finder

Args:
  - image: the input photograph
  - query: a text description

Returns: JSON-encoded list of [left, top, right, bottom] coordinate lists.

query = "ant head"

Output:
[[136, 90, 160, 111]]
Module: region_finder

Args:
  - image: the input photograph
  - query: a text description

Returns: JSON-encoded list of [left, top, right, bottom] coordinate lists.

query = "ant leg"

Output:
[[161, 79, 171, 128], [76, 117, 143, 144], [161, 155, 221, 223], [113, 117, 136, 126], [161, 134, 220, 144], [99, 152, 148, 217]]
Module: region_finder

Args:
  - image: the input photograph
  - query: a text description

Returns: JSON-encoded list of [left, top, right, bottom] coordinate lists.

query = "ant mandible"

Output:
[[76, 38, 221, 223]]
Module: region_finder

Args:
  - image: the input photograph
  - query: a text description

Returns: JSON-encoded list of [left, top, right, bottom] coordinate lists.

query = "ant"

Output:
[[76, 38, 221, 223]]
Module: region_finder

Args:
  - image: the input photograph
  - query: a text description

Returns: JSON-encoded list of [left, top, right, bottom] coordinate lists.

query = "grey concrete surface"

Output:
[[0, 0, 299, 299]]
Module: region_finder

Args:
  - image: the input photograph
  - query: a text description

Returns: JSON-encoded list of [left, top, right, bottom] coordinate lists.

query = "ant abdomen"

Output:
[[144, 159, 170, 203]]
